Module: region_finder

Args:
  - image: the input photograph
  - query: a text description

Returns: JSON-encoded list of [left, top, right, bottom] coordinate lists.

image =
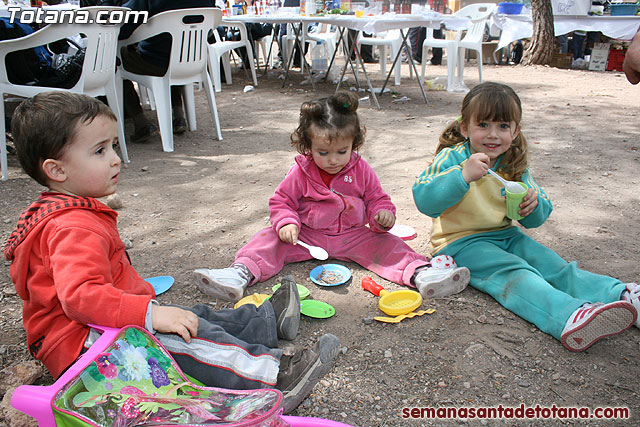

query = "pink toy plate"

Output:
[[388, 224, 417, 241]]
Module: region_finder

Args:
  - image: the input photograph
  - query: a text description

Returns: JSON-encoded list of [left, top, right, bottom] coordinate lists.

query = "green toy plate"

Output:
[[272, 283, 311, 300], [300, 300, 335, 318]]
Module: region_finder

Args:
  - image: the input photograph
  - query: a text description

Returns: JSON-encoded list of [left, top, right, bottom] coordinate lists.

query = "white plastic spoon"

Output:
[[296, 240, 329, 260], [487, 169, 525, 193]]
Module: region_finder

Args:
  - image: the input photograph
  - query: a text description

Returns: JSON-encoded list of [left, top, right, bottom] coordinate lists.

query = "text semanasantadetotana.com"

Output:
[[401, 404, 630, 420]]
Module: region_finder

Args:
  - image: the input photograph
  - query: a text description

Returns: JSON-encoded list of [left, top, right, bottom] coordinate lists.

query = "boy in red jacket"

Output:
[[3, 91, 339, 413]]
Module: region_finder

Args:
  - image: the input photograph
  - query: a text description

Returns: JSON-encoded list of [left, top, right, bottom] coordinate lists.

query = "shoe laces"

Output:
[[569, 303, 601, 324], [231, 263, 252, 282], [624, 283, 640, 300]]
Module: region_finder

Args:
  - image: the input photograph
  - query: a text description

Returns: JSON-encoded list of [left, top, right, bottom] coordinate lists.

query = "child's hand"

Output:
[[152, 305, 199, 343], [518, 188, 538, 218], [462, 153, 491, 184], [279, 224, 299, 243], [462, 153, 490, 184], [375, 209, 396, 229]]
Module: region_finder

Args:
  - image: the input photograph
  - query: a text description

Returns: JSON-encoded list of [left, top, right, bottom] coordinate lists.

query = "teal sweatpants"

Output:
[[440, 227, 627, 340]]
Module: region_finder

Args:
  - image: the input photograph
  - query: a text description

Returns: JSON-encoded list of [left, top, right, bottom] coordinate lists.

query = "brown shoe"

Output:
[[276, 333, 340, 413], [173, 117, 187, 135], [130, 123, 158, 143]]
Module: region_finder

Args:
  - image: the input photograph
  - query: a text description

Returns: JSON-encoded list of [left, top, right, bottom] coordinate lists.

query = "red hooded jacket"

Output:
[[4, 192, 154, 378]]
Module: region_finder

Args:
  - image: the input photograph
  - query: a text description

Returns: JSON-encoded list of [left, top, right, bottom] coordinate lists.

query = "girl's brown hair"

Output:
[[437, 82, 528, 181], [291, 91, 365, 154]]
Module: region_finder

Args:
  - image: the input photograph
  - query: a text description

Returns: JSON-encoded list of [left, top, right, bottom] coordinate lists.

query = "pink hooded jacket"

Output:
[[268, 152, 396, 235]]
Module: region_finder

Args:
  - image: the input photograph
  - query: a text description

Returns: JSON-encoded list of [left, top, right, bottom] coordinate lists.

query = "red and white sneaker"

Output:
[[621, 283, 640, 328], [561, 301, 637, 352]]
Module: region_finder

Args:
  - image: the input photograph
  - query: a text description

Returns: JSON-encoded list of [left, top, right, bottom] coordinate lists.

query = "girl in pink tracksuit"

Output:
[[194, 91, 469, 302]]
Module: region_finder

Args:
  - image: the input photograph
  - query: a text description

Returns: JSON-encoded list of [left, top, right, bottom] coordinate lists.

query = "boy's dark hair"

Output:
[[11, 92, 117, 187], [291, 91, 365, 155]]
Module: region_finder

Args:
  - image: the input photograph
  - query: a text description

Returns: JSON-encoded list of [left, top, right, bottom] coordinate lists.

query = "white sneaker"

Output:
[[560, 301, 637, 352], [193, 265, 250, 302], [621, 283, 640, 328], [413, 266, 470, 299]]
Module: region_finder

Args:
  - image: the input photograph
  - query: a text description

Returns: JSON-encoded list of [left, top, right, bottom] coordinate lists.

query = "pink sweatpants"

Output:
[[236, 225, 428, 287]]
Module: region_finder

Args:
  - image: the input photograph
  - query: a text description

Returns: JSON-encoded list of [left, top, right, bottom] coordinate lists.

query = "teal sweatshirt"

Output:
[[412, 141, 554, 255]]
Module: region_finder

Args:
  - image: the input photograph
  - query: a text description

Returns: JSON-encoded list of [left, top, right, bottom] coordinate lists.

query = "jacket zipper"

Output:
[[330, 188, 346, 233]]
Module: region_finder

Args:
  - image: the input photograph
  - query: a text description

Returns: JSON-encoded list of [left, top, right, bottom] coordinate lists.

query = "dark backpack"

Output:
[[0, 18, 54, 85], [0, 18, 85, 89]]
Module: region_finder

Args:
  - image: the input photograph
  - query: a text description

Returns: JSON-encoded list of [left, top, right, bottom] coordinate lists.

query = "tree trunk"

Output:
[[522, 0, 555, 65]]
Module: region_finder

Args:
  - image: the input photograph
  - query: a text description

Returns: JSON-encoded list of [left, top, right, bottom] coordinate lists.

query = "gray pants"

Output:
[[156, 302, 283, 390]]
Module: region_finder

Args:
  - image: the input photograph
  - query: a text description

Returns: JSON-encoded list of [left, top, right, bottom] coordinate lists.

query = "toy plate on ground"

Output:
[[145, 276, 174, 296], [272, 283, 311, 300], [388, 224, 417, 241], [309, 264, 352, 287], [300, 300, 336, 318], [378, 289, 422, 316], [233, 293, 271, 309]]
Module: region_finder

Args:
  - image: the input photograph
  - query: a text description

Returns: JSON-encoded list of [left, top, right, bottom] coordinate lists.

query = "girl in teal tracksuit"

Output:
[[412, 82, 640, 352]]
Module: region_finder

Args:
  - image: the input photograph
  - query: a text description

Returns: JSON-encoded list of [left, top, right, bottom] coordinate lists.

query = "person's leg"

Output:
[[355, 32, 376, 63], [584, 31, 600, 56], [120, 45, 167, 141], [448, 239, 584, 340], [327, 227, 428, 286], [155, 304, 283, 390], [557, 34, 569, 54], [186, 303, 280, 347], [193, 227, 312, 301], [408, 27, 422, 63], [278, 23, 286, 62], [170, 86, 186, 134], [235, 227, 313, 284], [431, 28, 444, 65], [448, 231, 631, 343], [571, 31, 586, 59], [506, 231, 627, 304]]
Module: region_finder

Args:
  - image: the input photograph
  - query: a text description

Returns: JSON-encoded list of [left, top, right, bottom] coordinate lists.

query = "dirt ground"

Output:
[[1, 59, 640, 426]]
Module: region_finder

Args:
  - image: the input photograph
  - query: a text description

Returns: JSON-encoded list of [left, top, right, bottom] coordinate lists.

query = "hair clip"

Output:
[[456, 115, 462, 123], [343, 102, 349, 108]]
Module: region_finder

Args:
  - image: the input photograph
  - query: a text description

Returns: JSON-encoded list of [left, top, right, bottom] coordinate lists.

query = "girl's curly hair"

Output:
[[291, 91, 365, 154], [437, 82, 528, 181]]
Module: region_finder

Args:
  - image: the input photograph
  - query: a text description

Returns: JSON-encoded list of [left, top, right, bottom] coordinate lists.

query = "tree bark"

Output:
[[522, 0, 555, 65]]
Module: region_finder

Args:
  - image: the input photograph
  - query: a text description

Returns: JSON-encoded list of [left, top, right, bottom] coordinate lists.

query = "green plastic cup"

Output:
[[505, 182, 528, 220]]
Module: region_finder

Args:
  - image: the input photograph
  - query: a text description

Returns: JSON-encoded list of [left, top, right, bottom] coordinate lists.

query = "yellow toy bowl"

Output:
[[378, 289, 423, 316]]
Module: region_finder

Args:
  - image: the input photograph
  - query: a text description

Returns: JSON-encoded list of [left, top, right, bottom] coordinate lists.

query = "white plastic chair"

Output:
[[118, 7, 223, 153], [421, 26, 458, 90], [0, 6, 129, 181], [356, 30, 402, 86], [421, 3, 496, 90], [282, 23, 338, 74], [255, 32, 274, 69], [208, 20, 258, 92], [455, 3, 497, 84]]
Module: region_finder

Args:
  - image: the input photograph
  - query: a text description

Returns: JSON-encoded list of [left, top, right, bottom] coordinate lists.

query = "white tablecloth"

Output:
[[491, 13, 640, 51], [224, 12, 471, 33]]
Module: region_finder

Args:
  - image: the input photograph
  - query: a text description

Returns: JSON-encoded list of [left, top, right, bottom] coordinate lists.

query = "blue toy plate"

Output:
[[309, 264, 352, 287], [145, 276, 174, 296]]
